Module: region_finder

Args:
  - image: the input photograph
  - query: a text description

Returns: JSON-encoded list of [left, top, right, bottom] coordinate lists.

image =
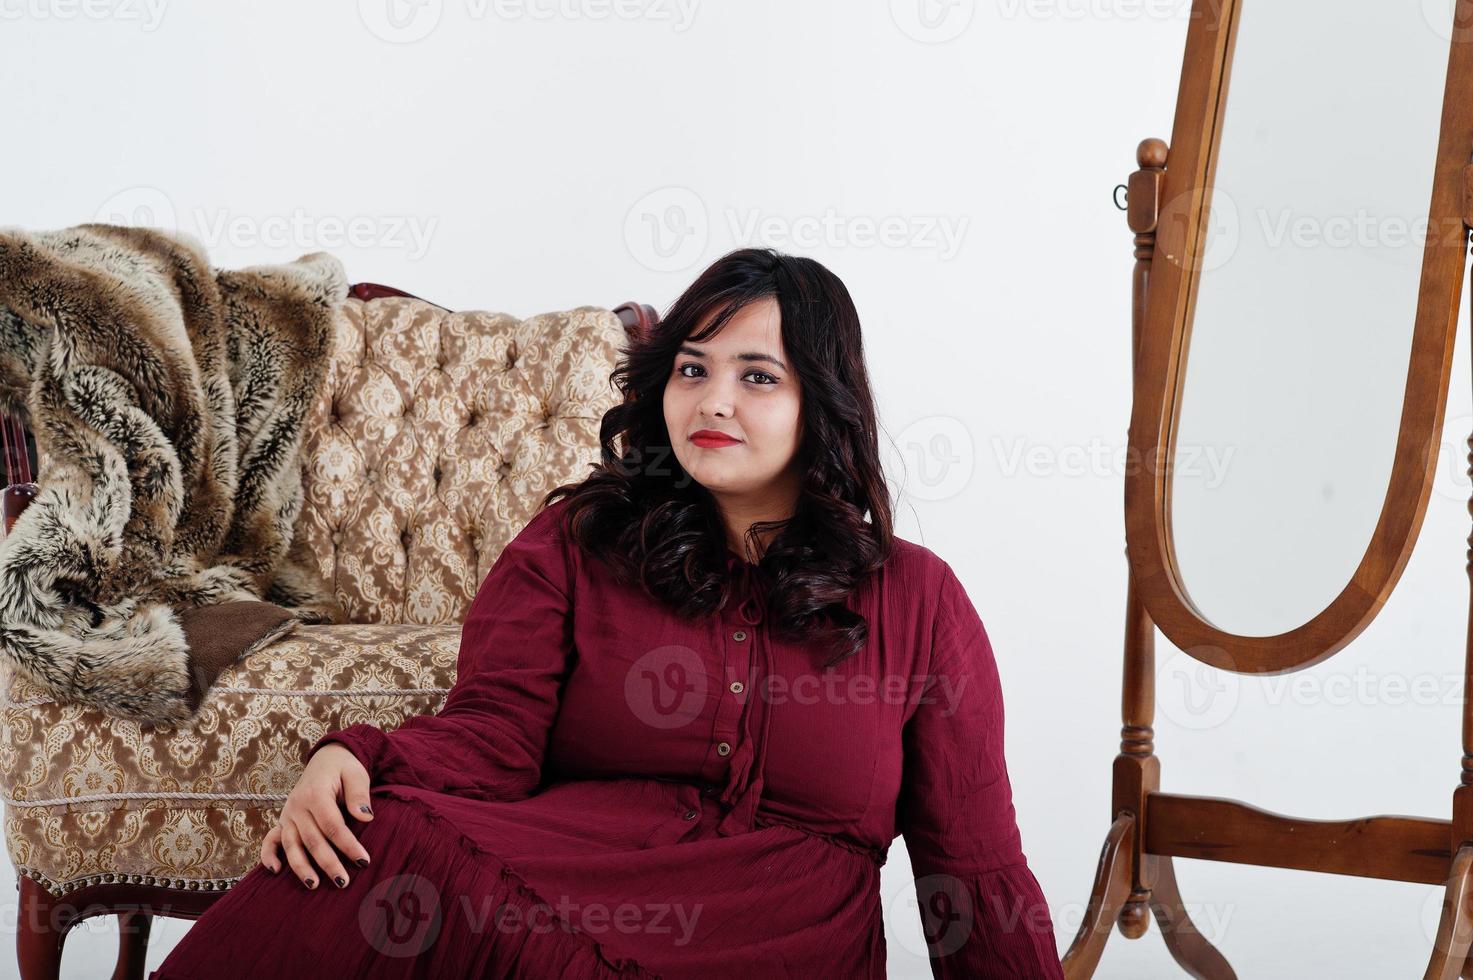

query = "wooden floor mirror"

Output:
[[1061, 1, 1473, 976]]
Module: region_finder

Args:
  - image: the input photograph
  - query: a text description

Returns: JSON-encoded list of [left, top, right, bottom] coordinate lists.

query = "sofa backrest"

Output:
[[288, 294, 631, 626]]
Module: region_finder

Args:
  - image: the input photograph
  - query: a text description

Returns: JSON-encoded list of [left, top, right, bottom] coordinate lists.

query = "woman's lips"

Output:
[[690, 432, 741, 448]]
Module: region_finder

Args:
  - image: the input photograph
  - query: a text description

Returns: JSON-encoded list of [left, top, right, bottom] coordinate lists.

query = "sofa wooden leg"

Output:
[[16, 875, 65, 980], [112, 910, 153, 980]]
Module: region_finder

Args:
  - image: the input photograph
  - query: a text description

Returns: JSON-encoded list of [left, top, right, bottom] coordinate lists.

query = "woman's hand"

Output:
[[259, 743, 376, 889]]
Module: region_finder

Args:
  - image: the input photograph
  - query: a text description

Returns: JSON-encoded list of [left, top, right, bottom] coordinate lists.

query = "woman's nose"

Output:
[[700, 395, 734, 418]]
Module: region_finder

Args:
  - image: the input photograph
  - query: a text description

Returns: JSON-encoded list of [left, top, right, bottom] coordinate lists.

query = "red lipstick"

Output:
[[690, 429, 741, 448]]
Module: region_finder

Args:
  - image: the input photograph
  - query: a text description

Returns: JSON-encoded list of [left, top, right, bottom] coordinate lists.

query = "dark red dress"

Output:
[[151, 497, 1063, 979]]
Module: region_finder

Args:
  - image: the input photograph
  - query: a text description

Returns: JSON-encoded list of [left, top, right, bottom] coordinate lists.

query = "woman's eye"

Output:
[[675, 363, 776, 385]]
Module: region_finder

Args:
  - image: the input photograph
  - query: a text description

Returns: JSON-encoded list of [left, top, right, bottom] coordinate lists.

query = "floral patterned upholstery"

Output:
[[1, 295, 628, 898]]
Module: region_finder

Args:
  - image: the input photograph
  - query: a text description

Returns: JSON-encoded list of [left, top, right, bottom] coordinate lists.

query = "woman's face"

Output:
[[663, 296, 803, 502]]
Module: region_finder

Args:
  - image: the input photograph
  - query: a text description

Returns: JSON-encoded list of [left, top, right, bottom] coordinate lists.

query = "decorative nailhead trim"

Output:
[[217, 686, 452, 695], [16, 866, 247, 899], [2, 686, 451, 709], [4, 790, 289, 807]]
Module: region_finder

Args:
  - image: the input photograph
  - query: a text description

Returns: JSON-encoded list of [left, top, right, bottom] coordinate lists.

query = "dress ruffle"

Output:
[[149, 785, 658, 979]]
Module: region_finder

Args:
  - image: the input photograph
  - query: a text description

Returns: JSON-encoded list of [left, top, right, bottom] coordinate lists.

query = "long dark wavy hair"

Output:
[[541, 247, 893, 667]]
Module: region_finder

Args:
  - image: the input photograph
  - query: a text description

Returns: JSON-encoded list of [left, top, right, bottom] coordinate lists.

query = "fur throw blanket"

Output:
[[0, 225, 347, 724]]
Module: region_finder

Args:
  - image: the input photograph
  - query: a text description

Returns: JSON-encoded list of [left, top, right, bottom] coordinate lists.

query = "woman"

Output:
[[151, 248, 1064, 979]]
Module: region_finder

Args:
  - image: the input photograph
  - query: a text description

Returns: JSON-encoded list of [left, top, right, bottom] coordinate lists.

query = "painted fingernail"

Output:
[[360, 805, 372, 815], [305, 877, 316, 889], [355, 858, 369, 868]]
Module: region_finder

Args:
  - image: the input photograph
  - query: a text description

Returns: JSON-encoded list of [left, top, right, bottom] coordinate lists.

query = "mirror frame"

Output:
[[1125, 0, 1473, 674]]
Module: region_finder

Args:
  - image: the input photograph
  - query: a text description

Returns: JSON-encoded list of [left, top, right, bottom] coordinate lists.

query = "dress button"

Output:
[[716, 741, 732, 757], [732, 630, 747, 642], [729, 680, 744, 694], [683, 809, 698, 820]]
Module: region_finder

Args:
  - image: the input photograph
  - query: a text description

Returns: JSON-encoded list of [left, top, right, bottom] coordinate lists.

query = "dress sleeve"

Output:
[[302, 503, 575, 802], [896, 560, 1064, 979]]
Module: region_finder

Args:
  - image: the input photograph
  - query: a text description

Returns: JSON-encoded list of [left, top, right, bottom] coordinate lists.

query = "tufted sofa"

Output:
[[1, 284, 658, 980]]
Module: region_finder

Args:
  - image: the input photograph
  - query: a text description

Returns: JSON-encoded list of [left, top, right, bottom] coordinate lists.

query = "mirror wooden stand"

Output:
[[1061, 2, 1473, 976]]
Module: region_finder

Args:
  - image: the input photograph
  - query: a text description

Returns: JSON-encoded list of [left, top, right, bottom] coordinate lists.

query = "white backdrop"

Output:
[[3, 1, 1471, 977]]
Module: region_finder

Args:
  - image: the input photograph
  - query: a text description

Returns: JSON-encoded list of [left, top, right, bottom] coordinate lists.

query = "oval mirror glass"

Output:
[[1168, 1, 1454, 636]]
